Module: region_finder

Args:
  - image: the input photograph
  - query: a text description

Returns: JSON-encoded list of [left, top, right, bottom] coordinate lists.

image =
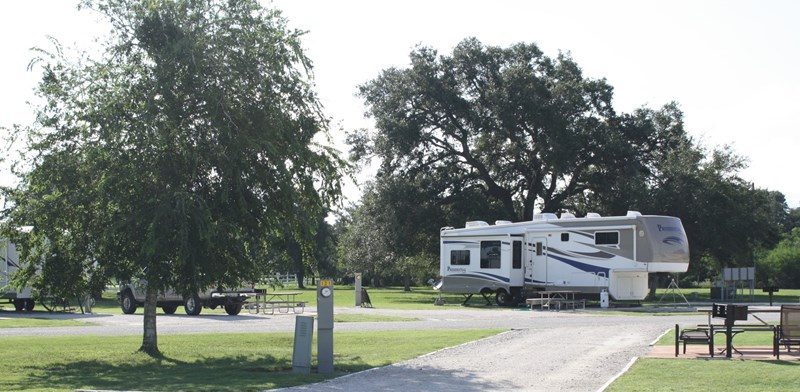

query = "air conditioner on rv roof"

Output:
[[465, 221, 489, 228], [560, 213, 576, 219], [494, 220, 512, 225], [586, 212, 601, 218]]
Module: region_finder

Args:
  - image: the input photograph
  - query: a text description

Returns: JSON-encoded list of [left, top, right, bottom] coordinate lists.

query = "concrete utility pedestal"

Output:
[[355, 273, 362, 307], [317, 278, 334, 374]]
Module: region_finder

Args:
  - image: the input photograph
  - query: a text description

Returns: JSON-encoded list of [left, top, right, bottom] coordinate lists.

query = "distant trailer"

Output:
[[434, 211, 689, 305], [1, 238, 36, 311]]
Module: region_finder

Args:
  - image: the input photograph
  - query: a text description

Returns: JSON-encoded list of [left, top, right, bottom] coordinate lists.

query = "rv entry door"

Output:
[[527, 237, 547, 287]]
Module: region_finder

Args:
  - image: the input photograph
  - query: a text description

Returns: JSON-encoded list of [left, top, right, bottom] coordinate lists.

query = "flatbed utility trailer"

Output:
[[117, 280, 258, 316]]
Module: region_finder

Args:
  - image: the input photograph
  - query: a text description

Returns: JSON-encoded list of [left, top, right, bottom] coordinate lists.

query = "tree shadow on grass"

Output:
[[16, 354, 355, 391]]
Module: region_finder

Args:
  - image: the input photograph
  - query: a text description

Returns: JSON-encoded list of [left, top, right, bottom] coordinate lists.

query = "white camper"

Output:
[[1, 238, 36, 311], [435, 211, 689, 305]]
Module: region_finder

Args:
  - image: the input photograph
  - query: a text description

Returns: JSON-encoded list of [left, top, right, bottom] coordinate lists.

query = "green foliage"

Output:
[[337, 178, 440, 286], [354, 38, 679, 220], [2, 0, 342, 350], [757, 228, 800, 288]]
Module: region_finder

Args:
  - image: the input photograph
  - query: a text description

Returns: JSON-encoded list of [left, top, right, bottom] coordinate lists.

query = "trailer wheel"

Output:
[[121, 290, 137, 314], [495, 290, 514, 307], [13, 299, 25, 312], [161, 304, 178, 315], [24, 299, 35, 311], [184, 295, 202, 316], [224, 304, 242, 316]]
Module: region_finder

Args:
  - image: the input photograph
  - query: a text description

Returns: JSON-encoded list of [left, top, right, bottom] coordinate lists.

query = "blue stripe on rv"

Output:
[[448, 273, 508, 283], [547, 253, 610, 276]]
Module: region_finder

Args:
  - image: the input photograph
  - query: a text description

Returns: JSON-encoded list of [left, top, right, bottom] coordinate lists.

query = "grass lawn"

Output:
[[0, 329, 502, 391], [652, 287, 800, 303], [609, 326, 799, 391], [333, 314, 418, 323], [0, 316, 95, 328], [608, 359, 800, 391]]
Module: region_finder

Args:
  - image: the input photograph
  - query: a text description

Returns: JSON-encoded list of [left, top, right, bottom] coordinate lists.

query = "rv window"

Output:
[[536, 242, 542, 256], [512, 241, 522, 269], [450, 250, 470, 266], [595, 231, 619, 245], [480, 241, 501, 269], [561, 233, 569, 242]]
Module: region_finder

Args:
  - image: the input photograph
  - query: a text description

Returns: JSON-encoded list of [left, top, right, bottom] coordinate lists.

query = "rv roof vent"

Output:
[[465, 221, 489, 228], [494, 220, 512, 225], [626, 210, 642, 217], [586, 212, 601, 218], [533, 213, 558, 221], [560, 213, 576, 219]]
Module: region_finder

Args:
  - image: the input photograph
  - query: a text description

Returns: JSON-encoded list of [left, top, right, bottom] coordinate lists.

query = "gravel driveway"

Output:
[[276, 317, 676, 392]]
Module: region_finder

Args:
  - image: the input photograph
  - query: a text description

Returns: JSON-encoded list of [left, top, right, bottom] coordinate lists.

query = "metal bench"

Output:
[[675, 324, 713, 356], [775, 305, 800, 359]]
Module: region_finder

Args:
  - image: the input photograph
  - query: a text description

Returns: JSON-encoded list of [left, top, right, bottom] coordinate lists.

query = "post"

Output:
[[317, 278, 334, 374], [292, 315, 314, 374], [725, 303, 733, 359], [674, 324, 679, 357], [355, 273, 362, 307]]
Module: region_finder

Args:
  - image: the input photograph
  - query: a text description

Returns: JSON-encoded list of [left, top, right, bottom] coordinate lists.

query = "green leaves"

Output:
[[3, 0, 342, 309], [355, 38, 658, 220]]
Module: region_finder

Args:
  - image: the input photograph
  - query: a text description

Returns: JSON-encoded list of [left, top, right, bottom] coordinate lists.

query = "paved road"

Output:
[[0, 307, 709, 337]]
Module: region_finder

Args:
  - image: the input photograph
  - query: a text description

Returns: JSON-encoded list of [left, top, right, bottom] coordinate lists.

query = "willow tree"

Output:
[[2, 0, 342, 356]]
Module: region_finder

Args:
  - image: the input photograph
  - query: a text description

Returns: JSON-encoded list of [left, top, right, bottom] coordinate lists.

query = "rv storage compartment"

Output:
[[609, 270, 648, 300]]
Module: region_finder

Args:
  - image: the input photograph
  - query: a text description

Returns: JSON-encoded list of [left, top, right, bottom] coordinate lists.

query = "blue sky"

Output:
[[2, 0, 798, 208]]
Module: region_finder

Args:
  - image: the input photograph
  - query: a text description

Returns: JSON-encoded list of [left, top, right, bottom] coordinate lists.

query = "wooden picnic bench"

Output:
[[526, 291, 584, 311], [246, 291, 307, 315]]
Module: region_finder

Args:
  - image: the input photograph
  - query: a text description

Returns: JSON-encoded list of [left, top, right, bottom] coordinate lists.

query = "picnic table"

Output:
[[247, 291, 306, 315], [526, 290, 585, 311], [695, 306, 779, 357]]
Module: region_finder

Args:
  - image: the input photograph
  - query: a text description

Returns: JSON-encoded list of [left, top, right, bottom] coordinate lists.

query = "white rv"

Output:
[[435, 211, 689, 305], [1, 238, 36, 311]]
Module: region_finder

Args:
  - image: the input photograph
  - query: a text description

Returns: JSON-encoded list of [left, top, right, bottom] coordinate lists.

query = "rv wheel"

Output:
[[184, 295, 202, 316], [13, 299, 25, 312], [224, 304, 243, 316], [24, 299, 35, 311], [495, 290, 514, 307], [161, 304, 178, 315], [121, 291, 138, 314]]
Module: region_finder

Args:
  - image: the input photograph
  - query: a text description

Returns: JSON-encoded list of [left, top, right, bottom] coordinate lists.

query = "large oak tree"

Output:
[[2, 0, 342, 355]]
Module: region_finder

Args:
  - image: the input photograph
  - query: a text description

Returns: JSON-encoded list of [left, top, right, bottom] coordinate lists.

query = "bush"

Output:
[[756, 228, 800, 288]]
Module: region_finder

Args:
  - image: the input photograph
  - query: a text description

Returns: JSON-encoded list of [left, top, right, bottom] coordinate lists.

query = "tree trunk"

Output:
[[139, 285, 160, 356], [403, 276, 411, 292], [295, 268, 305, 289], [288, 238, 305, 289], [649, 273, 660, 300]]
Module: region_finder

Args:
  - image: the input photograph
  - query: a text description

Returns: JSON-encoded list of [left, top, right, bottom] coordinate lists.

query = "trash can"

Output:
[[600, 290, 610, 308], [79, 294, 94, 314]]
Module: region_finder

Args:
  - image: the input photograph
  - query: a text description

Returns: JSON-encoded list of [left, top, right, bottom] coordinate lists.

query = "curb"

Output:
[[596, 356, 638, 392], [649, 327, 672, 346]]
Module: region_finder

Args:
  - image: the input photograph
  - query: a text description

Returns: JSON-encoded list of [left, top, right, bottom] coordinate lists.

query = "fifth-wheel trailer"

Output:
[[435, 211, 689, 305], [1, 238, 36, 311]]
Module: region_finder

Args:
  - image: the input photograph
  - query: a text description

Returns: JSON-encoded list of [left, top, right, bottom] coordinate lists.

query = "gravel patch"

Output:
[[276, 320, 674, 392]]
